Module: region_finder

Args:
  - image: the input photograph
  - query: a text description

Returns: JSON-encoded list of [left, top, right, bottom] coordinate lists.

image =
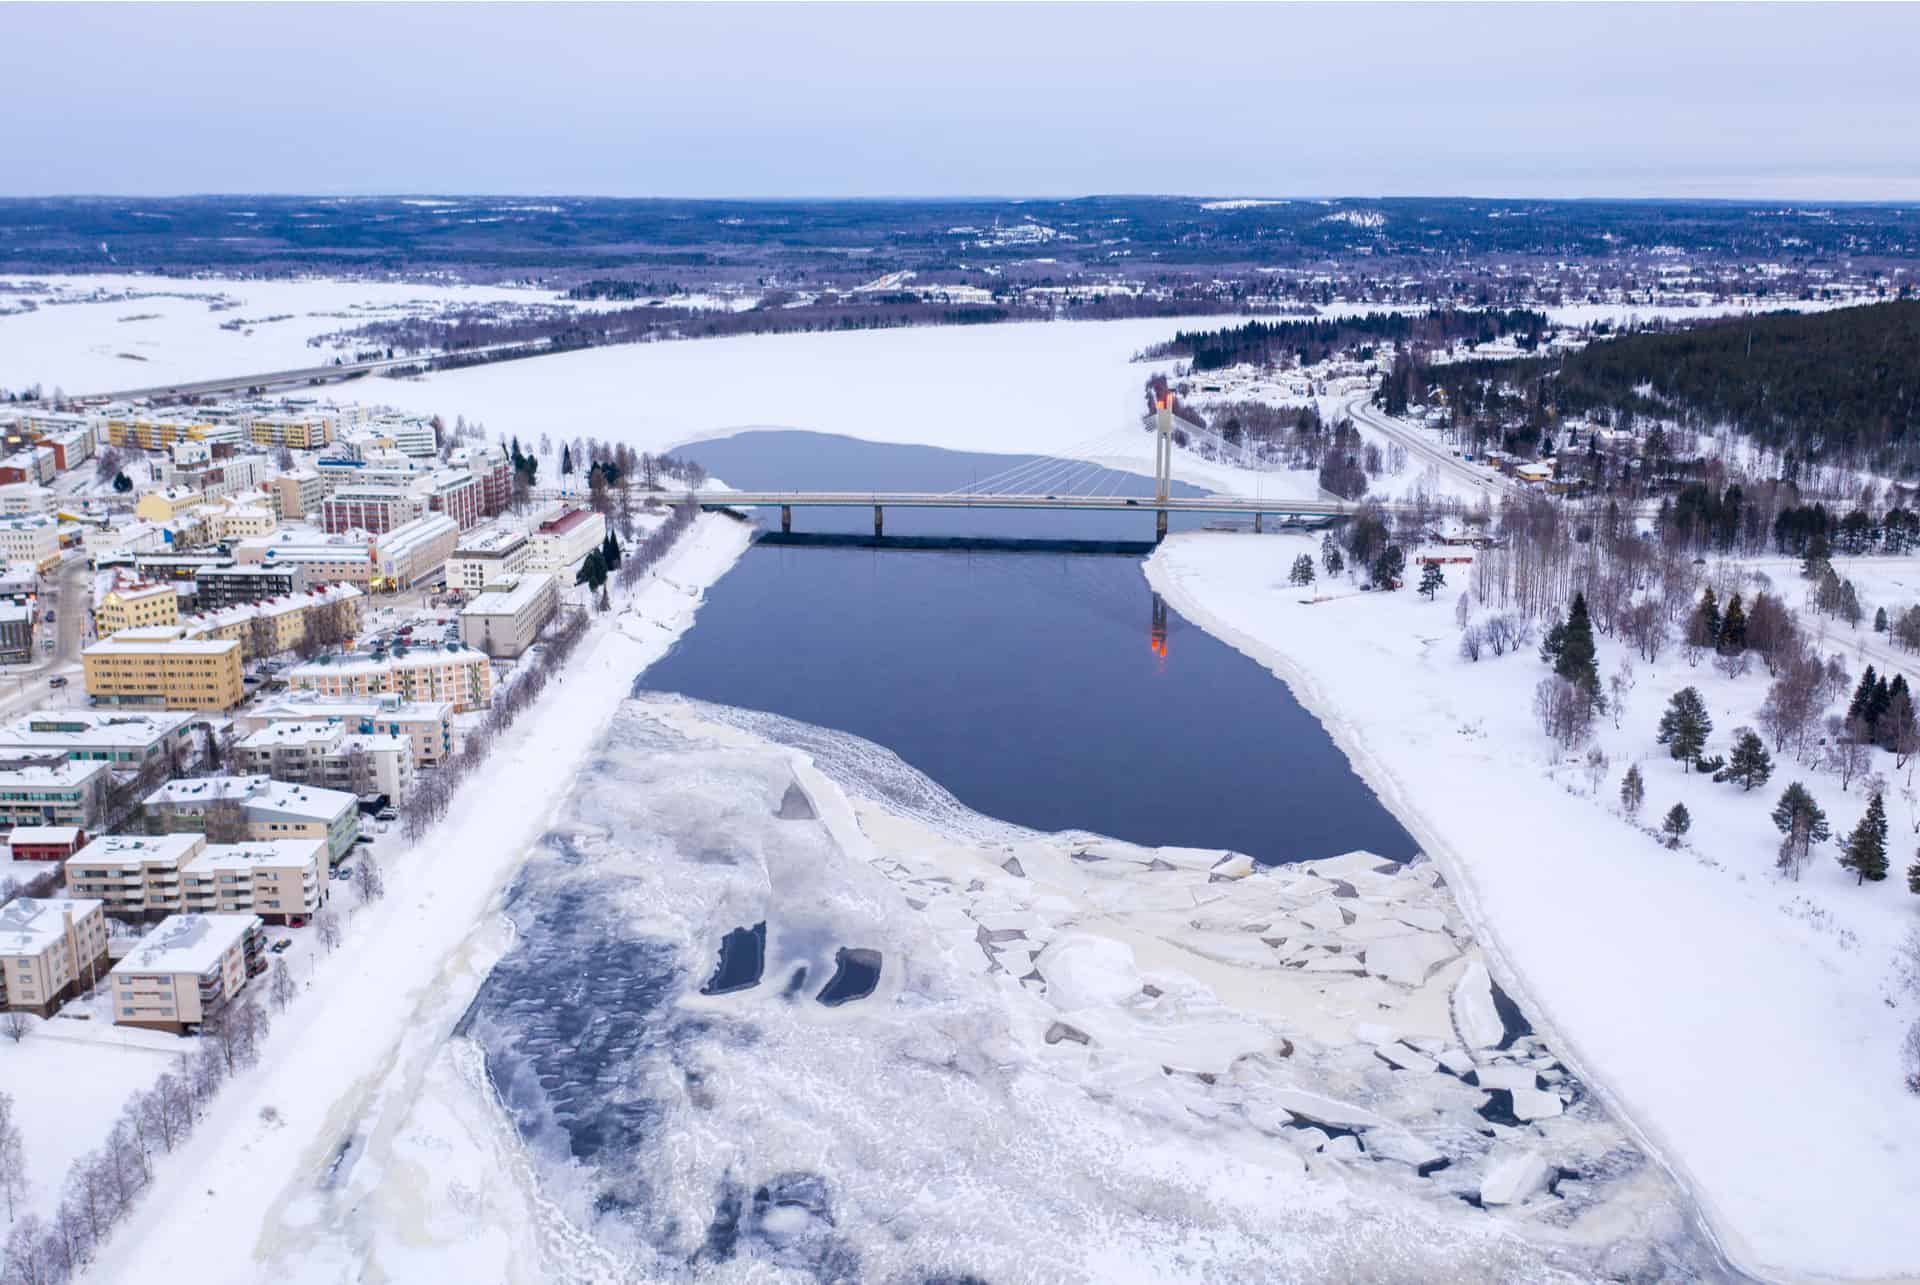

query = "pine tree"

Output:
[[1289, 554, 1316, 587], [1719, 593, 1748, 652], [1539, 610, 1567, 666], [1771, 782, 1831, 878], [1657, 687, 1712, 770], [574, 548, 607, 591], [1419, 561, 1445, 600], [1320, 534, 1343, 577], [1662, 803, 1691, 848], [1620, 764, 1645, 817], [1909, 853, 1920, 895], [561, 444, 574, 476], [1875, 606, 1889, 633], [1721, 727, 1773, 791], [1690, 586, 1722, 648], [1839, 791, 1890, 884], [1848, 666, 1880, 726], [1802, 531, 1831, 579], [1555, 592, 1599, 692], [602, 530, 623, 569]]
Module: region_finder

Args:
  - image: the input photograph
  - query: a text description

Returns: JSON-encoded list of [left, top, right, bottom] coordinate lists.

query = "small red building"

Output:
[[7, 825, 85, 862]]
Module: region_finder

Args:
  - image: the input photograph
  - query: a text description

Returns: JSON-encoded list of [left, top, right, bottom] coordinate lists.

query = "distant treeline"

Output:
[[1145, 309, 1549, 371]]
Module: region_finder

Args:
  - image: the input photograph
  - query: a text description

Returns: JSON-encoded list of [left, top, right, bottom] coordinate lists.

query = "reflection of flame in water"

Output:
[[1149, 591, 1168, 665]]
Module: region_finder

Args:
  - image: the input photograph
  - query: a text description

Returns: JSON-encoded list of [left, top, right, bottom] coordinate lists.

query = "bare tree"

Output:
[[268, 958, 296, 1013], [1534, 676, 1594, 750], [0, 1091, 25, 1222], [202, 798, 249, 845], [352, 856, 385, 906], [315, 908, 343, 953], [2, 1011, 28, 1045], [1823, 716, 1872, 792], [246, 613, 279, 662]]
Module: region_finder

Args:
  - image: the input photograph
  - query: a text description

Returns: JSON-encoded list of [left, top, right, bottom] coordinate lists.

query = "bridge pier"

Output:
[[1155, 509, 1168, 543], [874, 504, 884, 537], [781, 504, 791, 534], [1254, 512, 1263, 534]]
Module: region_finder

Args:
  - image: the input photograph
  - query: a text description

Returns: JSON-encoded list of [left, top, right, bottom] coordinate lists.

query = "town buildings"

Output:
[[66, 833, 207, 919], [0, 709, 203, 770], [142, 775, 360, 861], [447, 525, 531, 594], [233, 692, 453, 768], [0, 515, 60, 573], [0, 897, 110, 1016], [109, 912, 263, 1033], [192, 563, 306, 610], [95, 580, 181, 636], [82, 630, 246, 711], [0, 604, 29, 663], [288, 642, 493, 712], [526, 506, 606, 576], [180, 839, 329, 923], [6, 825, 87, 863], [458, 573, 556, 658], [235, 721, 414, 800], [178, 582, 363, 660], [0, 760, 111, 829]]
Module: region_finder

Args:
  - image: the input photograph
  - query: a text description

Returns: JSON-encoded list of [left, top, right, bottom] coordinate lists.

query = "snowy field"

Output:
[[0, 273, 578, 394], [1147, 533, 1920, 1282], [260, 694, 1715, 1282]]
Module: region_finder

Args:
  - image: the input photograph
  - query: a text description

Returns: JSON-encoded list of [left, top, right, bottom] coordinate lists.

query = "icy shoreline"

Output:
[[312, 692, 1717, 1281], [1145, 533, 1920, 1283]]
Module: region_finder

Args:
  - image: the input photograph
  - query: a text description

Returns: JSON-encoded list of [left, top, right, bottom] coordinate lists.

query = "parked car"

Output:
[[47, 676, 66, 689], [336, 865, 353, 878], [271, 938, 292, 954], [375, 809, 397, 822], [288, 917, 307, 928], [353, 834, 374, 846], [42, 611, 53, 623]]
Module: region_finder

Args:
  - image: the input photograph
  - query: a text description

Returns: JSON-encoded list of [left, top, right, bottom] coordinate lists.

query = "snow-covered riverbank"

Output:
[[1146, 532, 1920, 1283], [81, 513, 753, 1285], [269, 693, 1713, 1282]]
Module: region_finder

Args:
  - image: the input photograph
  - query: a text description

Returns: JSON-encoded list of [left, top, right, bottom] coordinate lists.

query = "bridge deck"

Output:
[[695, 491, 1359, 517]]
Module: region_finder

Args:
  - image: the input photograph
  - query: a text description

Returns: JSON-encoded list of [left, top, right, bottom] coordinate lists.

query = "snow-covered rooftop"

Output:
[[113, 913, 257, 977], [0, 897, 103, 956]]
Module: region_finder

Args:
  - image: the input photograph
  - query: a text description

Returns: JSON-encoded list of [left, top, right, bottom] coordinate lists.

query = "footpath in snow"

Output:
[[82, 514, 752, 1285], [1147, 532, 1920, 1284]]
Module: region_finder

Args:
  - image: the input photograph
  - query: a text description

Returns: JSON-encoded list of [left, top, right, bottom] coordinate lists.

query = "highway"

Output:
[[53, 339, 549, 404], [1343, 393, 1514, 501]]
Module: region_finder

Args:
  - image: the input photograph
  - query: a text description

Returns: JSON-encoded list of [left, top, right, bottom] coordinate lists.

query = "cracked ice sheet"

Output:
[[293, 696, 1714, 1283]]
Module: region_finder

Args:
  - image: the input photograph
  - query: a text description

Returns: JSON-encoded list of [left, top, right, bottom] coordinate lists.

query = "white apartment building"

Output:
[[0, 709, 203, 769], [235, 720, 414, 800], [181, 839, 330, 923], [233, 692, 453, 767], [142, 775, 361, 862], [65, 833, 209, 920], [525, 507, 606, 576], [109, 912, 263, 1033], [0, 515, 61, 572], [459, 573, 556, 658], [0, 897, 110, 1016], [0, 484, 49, 517], [447, 525, 531, 594], [288, 642, 493, 712]]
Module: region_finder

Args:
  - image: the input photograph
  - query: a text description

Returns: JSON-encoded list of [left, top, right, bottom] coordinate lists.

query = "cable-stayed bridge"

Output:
[[685, 401, 1390, 538]]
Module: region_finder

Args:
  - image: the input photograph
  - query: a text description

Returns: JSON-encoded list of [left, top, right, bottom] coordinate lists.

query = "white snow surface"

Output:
[[1147, 531, 1920, 1282], [0, 273, 580, 393]]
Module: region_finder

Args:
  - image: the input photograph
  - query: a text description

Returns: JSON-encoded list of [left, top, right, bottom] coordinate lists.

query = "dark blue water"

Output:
[[643, 431, 1416, 864]]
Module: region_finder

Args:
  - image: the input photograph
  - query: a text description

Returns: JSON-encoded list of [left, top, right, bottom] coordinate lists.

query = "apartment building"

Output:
[[0, 447, 57, 486], [66, 833, 208, 919], [109, 912, 263, 1033], [181, 839, 329, 924], [459, 573, 556, 658], [82, 629, 246, 711], [288, 642, 493, 712], [0, 709, 203, 769], [0, 484, 48, 517], [446, 525, 530, 594], [426, 469, 484, 530], [179, 583, 363, 660], [38, 427, 92, 472], [248, 413, 334, 450], [142, 775, 360, 862], [0, 760, 111, 829], [200, 497, 277, 541], [193, 563, 306, 610], [320, 484, 428, 535], [269, 470, 326, 521], [104, 414, 217, 452], [0, 515, 60, 573], [526, 507, 607, 576], [233, 532, 376, 588], [235, 721, 414, 800], [233, 692, 453, 767], [95, 580, 181, 636], [133, 487, 206, 525], [371, 514, 459, 589], [0, 897, 110, 1016]]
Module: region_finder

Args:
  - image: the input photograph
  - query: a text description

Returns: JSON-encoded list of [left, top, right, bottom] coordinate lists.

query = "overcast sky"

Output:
[[5, 2, 1917, 201]]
